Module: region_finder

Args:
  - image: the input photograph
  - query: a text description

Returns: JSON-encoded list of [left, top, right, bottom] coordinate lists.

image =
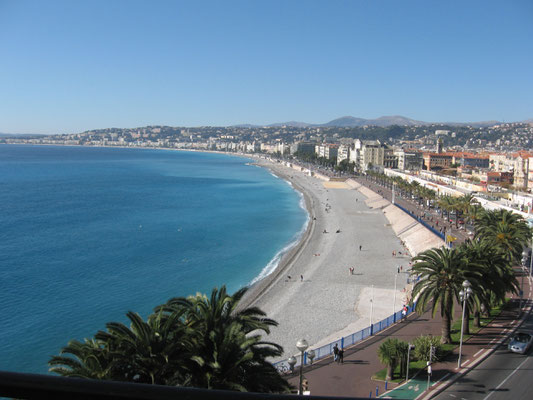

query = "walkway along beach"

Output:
[[240, 158, 445, 361]]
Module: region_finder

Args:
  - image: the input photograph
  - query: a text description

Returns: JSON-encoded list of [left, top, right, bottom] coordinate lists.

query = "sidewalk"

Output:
[[286, 268, 532, 399]]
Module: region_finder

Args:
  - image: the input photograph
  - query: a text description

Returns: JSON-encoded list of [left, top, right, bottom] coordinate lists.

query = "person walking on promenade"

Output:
[[333, 343, 339, 362], [401, 305, 407, 321], [338, 348, 344, 364]]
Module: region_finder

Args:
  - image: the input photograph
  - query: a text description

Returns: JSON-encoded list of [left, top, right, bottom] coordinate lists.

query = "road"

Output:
[[433, 311, 533, 400]]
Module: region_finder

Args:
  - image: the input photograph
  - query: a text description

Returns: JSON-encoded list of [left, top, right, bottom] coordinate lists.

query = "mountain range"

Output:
[[262, 115, 521, 128]]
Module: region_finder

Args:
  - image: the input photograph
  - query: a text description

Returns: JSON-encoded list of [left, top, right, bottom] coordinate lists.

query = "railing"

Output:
[[0, 370, 369, 400], [274, 303, 416, 373]]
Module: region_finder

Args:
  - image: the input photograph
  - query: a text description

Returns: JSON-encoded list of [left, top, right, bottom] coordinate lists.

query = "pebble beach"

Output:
[[240, 158, 444, 359]]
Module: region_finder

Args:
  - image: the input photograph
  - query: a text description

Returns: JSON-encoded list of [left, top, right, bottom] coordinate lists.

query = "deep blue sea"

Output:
[[0, 145, 307, 373]]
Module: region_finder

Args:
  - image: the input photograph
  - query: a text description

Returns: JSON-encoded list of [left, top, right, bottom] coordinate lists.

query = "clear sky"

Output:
[[1, 0, 532, 134]]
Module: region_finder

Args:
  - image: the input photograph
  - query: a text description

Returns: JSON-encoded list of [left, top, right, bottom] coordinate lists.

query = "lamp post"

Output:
[[393, 273, 398, 318], [296, 339, 309, 395], [522, 245, 533, 277], [406, 343, 415, 381], [370, 285, 375, 333], [458, 280, 473, 368]]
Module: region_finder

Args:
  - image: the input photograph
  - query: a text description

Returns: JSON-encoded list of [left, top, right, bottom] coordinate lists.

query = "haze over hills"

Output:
[[240, 115, 533, 129]]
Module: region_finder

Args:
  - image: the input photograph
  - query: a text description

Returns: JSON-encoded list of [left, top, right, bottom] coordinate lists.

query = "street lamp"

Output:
[[406, 343, 415, 381], [392, 273, 398, 319], [370, 284, 374, 333], [296, 339, 309, 395], [458, 280, 473, 368]]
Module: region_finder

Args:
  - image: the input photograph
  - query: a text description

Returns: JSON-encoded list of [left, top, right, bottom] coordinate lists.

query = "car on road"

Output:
[[508, 332, 533, 354]]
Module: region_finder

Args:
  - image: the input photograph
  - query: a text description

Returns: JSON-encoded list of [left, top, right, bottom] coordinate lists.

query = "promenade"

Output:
[[285, 266, 533, 399]]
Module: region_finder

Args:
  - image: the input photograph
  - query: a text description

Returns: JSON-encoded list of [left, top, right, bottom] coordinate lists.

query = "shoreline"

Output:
[[238, 160, 315, 311], [239, 157, 415, 358], [5, 144, 440, 359]]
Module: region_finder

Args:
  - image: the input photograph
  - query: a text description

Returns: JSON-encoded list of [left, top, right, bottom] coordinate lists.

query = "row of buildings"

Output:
[[296, 139, 533, 192]]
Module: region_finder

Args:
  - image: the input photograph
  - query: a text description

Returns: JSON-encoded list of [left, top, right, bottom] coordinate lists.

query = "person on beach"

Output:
[[300, 275, 303, 282], [333, 344, 339, 362], [359, 245, 362, 251]]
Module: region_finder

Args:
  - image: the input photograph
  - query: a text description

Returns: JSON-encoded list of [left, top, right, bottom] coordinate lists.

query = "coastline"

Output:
[[5, 144, 439, 360], [240, 157, 414, 359]]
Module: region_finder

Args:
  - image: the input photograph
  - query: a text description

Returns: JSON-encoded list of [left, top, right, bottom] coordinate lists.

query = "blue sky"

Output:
[[1, 0, 532, 134]]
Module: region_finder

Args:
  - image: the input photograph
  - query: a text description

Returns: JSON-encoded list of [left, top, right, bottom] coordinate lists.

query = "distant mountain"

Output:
[[268, 121, 313, 128], [321, 116, 369, 127], [321, 115, 427, 127]]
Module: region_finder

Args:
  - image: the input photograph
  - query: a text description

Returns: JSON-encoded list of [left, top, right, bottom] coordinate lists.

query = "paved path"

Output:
[[285, 267, 532, 399]]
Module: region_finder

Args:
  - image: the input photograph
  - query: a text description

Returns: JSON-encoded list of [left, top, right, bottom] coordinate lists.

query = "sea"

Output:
[[0, 144, 308, 374]]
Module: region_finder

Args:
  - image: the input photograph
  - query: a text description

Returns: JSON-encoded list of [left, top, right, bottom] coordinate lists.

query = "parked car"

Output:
[[508, 332, 533, 354]]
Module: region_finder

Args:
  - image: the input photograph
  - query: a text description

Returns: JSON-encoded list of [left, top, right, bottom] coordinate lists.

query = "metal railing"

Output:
[[274, 304, 416, 373]]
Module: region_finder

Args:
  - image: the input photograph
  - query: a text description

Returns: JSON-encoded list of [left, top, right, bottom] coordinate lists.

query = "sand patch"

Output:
[[323, 181, 351, 189]]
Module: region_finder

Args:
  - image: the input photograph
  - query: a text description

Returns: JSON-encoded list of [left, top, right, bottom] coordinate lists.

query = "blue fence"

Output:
[[393, 202, 446, 241], [274, 303, 416, 373]]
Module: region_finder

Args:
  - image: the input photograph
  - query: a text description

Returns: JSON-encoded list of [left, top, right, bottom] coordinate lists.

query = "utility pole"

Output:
[[427, 345, 435, 391]]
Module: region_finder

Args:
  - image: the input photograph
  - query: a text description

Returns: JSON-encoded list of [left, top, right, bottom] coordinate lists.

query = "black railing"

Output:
[[0, 370, 366, 400]]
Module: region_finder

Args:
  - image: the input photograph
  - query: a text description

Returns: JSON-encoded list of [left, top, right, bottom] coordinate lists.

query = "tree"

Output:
[[475, 209, 531, 264], [156, 286, 290, 392], [377, 338, 407, 381], [412, 335, 442, 362], [49, 338, 115, 380], [50, 286, 291, 393], [459, 239, 517, 328], [410, 247, 483, 343]]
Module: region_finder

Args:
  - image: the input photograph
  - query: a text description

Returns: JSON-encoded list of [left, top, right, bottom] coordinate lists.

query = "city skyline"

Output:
[[1, 0, 532, 134]]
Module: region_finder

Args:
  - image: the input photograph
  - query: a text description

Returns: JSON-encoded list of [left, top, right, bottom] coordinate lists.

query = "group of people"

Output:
[[333, 343, 344, 363]]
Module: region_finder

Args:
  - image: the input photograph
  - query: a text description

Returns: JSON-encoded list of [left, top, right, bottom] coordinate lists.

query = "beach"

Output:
[[240, 158, 443, 359]]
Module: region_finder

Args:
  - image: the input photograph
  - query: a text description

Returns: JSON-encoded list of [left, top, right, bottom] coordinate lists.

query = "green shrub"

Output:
[[412, 335, 443, 362]]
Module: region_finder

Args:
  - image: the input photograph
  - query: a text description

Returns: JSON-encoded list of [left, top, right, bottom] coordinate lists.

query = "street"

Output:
[[433, 309, 533, 400]]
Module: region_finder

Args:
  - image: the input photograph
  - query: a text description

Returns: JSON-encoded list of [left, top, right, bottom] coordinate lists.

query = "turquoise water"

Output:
[[0, 145, 307, 373]]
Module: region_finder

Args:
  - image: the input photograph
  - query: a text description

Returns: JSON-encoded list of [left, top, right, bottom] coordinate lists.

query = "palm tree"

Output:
[[49, 338, 115, 380], [94, 310, 191, 384], [157, 286, 291, 392], [460, 239, 518, 328], [455, 194, 478, 229], [437, 195, 454, 219], [466, 204, 484, 232], [51, 286, 290, 393], [410, 247, 483, 343], [378, 338, 407, 381], [475, 209, 531, 264]]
